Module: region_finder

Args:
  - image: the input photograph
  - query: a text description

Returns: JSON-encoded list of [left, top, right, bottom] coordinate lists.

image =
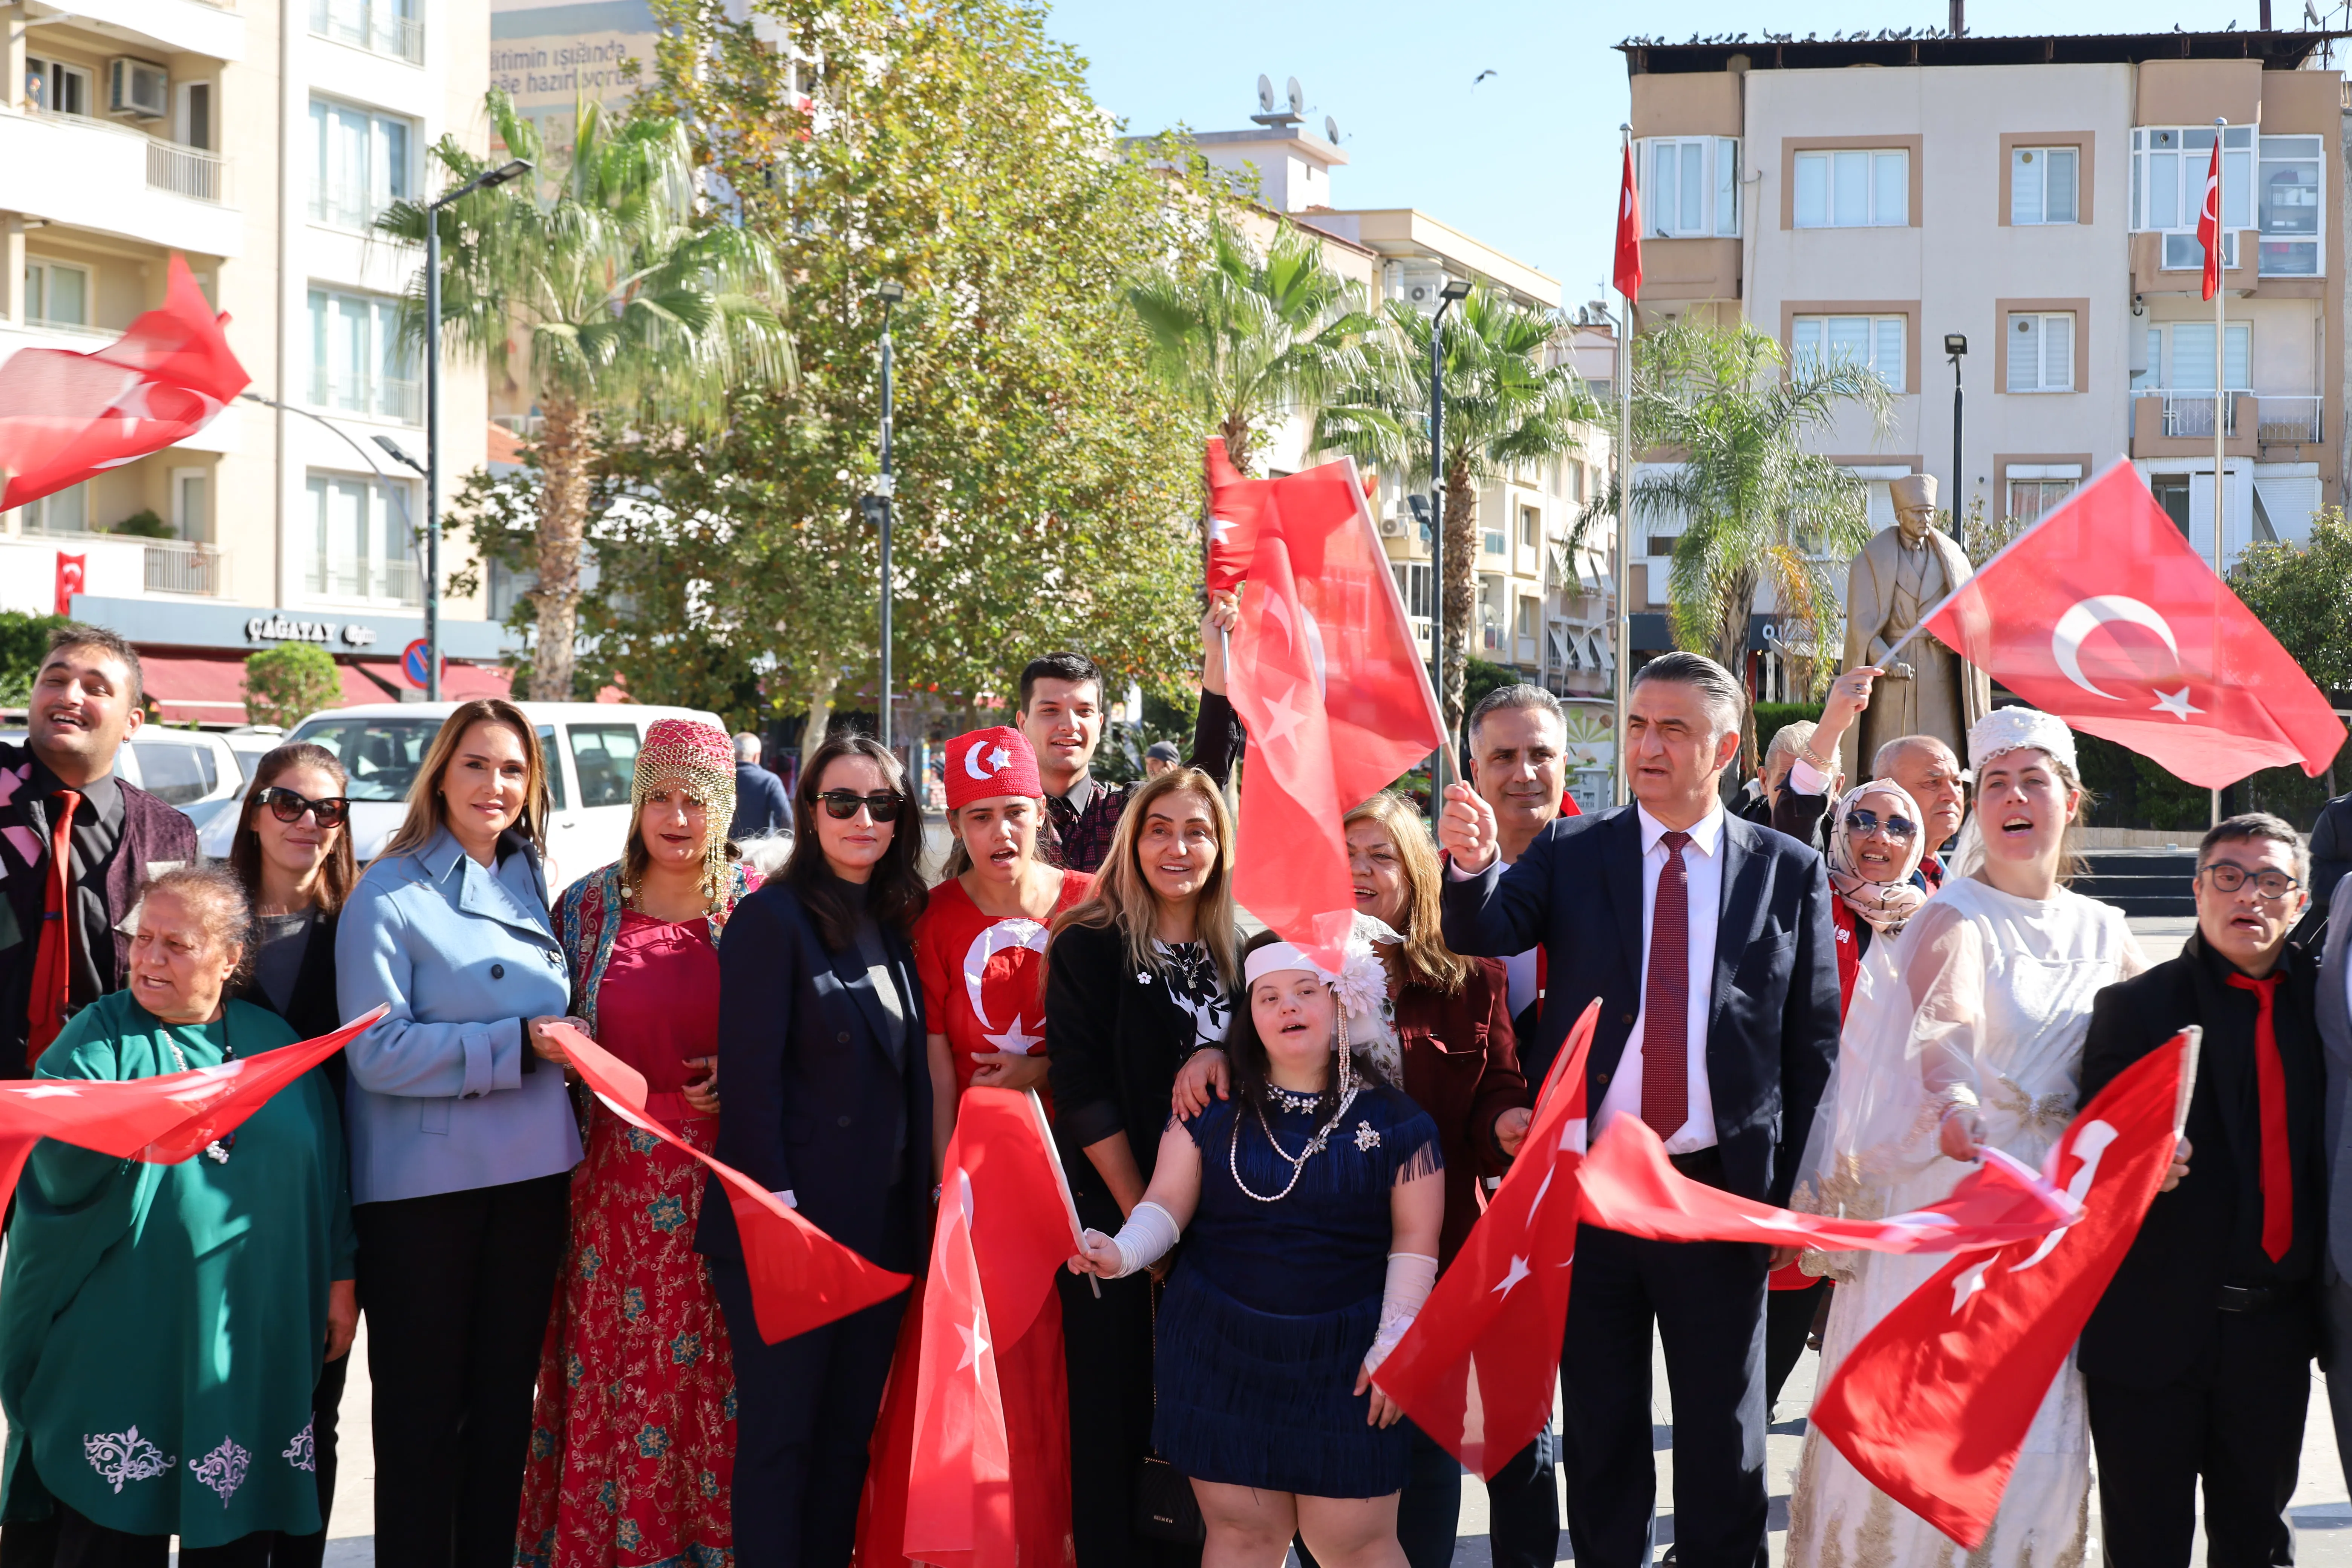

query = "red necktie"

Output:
[[2223, 970, 2294, 1263], [1922, 854, 1944, 889], [26, 789, 81, 1066], [1641, 830, 1692, 1139]]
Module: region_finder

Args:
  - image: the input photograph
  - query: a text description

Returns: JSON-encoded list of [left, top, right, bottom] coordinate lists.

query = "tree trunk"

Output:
[[1715, 566, 1761, 779], [799, 666, 840, 769], [1441, 459, 1479, 735], [527, 398, 593, 702]]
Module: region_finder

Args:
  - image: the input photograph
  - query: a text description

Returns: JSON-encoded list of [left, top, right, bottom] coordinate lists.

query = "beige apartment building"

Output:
[[0, 0, 503, 722], [1623, 27, 2344, 699]]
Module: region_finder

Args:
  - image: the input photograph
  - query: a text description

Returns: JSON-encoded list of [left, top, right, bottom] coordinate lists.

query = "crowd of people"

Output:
[[0, 612, 2340, 1568]]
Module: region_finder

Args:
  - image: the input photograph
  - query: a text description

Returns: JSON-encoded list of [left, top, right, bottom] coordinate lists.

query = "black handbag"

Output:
[[1132, 1279, 1206, 1543]]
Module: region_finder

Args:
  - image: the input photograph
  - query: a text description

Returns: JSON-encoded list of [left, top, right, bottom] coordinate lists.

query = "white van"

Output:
[[194, 700, 728, 890]]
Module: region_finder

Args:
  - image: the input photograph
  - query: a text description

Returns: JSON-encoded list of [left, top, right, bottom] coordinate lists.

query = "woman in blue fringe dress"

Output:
[[1070, 928, 1444, 1568]]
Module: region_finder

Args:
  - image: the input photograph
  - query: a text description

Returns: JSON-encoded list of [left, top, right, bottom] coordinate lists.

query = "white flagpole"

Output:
[[2212, 116, 2226, 829]]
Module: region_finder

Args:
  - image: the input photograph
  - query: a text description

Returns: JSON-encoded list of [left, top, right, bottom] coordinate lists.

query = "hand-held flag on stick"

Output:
[[902, 1169, 1015, 1568], [1919, 462, 2343, 788]]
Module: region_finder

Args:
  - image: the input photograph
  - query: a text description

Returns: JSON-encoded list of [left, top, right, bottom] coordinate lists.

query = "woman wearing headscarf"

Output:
[[519, 720, 758, 1568], [0, 865, 354, 1568]]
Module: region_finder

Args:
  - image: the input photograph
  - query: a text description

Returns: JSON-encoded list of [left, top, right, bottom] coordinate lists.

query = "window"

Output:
[[1641, 136, 1741, 237], [129, 739, 216, 806], [2145, 322, 2250, 390], [173, 468, 208, 541], [24, 260, 88, 329], [1792, 314, 1906, 392], [1390, 562, 1432, 620], [25, 58, 89, 116], [1794, 149, 1907, 228], [568, 723, 642, 809], [1482, 529, 1506, 557], [2010, 147, 2079, 224], [308, 471, 418, 603], [2005, 313, 2074, 393], [2007, 478, 2076, 524], [178, 81, 213, 151], [2132, 126, 2250, 271], [20, 483, 87, 535], [1519, 506, 1539, 548], [309, 97, 413, 229], [311, 0, 424, 65], [307, 288, 418, 422], [2151, 474, 2192, 537], [535, 728, 570, 812], [1515, 597, 1536, 639], [2257, 135, 2323, 277]]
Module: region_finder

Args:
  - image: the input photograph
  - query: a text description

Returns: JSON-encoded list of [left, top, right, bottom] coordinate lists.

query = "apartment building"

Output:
[[0, 0, 503, 723], [1622, 27, 2344, 698]]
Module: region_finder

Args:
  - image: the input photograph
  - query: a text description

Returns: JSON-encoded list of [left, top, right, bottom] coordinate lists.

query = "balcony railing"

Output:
[[310, 0, 424, 63], [144, 540, 221, 596], [2161, 390, 2240, 439], [320, 377, 423, 426], [311, 554, 421, 605], [148, 140, 227, 204], [2257, 396, 2323, 444]]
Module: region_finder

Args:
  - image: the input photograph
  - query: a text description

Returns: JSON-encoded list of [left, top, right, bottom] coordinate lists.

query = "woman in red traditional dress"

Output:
[[861, 726, 1087, 1566], [517, 719, 760, 1568]]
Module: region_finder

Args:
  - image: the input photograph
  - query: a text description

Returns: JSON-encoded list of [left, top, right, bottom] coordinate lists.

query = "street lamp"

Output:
[[1944, 334, 1967, 534], [423, 156, 531, 701], [864, 279, 905, 748], [239, 390, 421, 614], [1430, 276, 1471, 794]]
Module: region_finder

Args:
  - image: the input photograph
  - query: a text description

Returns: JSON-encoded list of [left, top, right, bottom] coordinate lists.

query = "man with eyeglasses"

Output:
[[2078, 813, 2323, 1568], [1772, 666, 1967, 887]]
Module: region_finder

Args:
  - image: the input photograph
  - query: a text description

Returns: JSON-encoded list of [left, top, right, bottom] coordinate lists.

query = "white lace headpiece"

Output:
[[1966, 707, 2078, 778], [1242, 914, 1402, 1061]]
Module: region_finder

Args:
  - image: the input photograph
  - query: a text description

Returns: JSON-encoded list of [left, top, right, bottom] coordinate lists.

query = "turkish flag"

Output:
[[1578, 1115, 2079, 1255], [1809, 1029, 2197, 1548], [53, 553, 83, 618], [1922, 461, 2344, 787], [1374, 1000, 1598, 1478], [903, 1167, 1015, 1568], [0, 254, 248, 510], [1215, 450, 1447, 967], [550, 1023, 911, 1344], [1613, 141, 1643, 300], [1205, 438, 1264, 594], [2198, 135, 2224, 301]]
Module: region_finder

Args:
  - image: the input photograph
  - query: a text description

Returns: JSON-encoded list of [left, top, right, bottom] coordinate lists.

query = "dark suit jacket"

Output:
[[2078, 929, 2325, 1387], [1440, 804, 1841, 1207], [2312, 793, 2352, 909], [234, 909, 346, 1102], [728, 761, 794, 841], [694, 880, 931, 1276]]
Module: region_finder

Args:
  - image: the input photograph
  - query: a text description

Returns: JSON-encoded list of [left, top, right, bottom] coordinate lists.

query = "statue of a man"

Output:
[[1838, 473, 1991, 778]]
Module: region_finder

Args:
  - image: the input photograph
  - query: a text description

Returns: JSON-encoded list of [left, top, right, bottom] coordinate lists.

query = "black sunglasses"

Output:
[[817, 789, 903, 822], [258, 786, 349, 830], [1845, 808, 1917, 840]]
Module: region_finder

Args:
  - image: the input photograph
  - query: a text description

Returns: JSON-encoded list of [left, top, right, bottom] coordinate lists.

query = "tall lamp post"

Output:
[[1429, 276, 1470, 796], [1944, 334, 1967, 534], [861, 279, 905, 749], [424, 156, 532, 702]]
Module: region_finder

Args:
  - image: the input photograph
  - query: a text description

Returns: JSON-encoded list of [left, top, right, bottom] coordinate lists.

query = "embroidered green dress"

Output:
[[0, 991, 354, 1548]]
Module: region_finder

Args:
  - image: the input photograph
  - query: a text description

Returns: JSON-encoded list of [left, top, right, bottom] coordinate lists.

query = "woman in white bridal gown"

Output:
[[1785, 710, 2145, 1568]]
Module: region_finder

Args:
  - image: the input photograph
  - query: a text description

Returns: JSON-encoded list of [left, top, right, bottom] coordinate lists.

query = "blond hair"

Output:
[[380, 699, 552, 861], [1344, 790, 1472, 996], [1048, 767, 1240, 993]]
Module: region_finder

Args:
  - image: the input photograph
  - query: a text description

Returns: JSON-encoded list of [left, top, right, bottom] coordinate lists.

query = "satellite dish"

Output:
[[1287, 76, 1304, 116], [1324, 114, 1340, 144], [1257, 74, 1274, 113]]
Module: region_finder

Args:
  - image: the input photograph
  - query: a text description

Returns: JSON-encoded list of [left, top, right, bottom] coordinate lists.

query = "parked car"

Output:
[[0, 727, 248, 817], [194, 700, 727, 890]]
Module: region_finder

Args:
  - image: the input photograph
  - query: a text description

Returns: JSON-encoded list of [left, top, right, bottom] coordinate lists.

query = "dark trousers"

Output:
[[2088, 1309, 2312, 1568], [1560, 1222, 1769, 1568], [271, 1350, 352, 1568], [0, 1504, 273, 1568], [1764, 1277, 1828, 1420], [354, 1173, 568, 1568], [1298, 1424, 1558, 1568], [1055, 1267, 1201, 1568], [711, 1256, 906, 1568]]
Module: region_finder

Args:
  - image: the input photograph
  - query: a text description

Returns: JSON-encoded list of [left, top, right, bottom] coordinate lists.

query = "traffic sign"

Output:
[[401, 639, 433, 689]]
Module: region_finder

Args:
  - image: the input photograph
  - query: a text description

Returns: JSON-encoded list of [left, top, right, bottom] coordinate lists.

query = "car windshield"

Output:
[[289, 717, 441, 802]]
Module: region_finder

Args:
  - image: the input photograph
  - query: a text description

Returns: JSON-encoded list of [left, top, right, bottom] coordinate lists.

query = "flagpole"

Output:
[[1614, 123, 1635, 809], [2211, 115, 2226, 830]]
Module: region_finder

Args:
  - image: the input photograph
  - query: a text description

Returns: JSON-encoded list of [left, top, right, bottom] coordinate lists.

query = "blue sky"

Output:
[[1043, 0, 2285, 310]]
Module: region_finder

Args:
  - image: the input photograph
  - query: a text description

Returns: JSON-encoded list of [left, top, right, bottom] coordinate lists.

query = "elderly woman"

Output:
[[518, 720, 757, 1568], [0, 865, 354, 1568]]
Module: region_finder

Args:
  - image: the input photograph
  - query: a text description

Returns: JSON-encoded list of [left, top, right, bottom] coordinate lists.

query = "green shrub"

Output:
[[242, 643, 341, 730], [110, 509, 173, 539]]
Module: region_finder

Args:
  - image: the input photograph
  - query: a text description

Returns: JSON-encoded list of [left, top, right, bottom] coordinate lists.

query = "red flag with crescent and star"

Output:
[[2198, 132, 2225, 301], [1920, 461, 2344, 788], [1613, 140, 1643, 300], [1372, 1001, 1597, 1479], [1211, 448, 1446, 969], [1808, 1030, 2198, 1548], [0, 253, 248, 510]]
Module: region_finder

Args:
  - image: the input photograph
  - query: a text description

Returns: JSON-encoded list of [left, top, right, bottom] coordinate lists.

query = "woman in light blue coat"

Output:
[[334, 697, 585, 1568]]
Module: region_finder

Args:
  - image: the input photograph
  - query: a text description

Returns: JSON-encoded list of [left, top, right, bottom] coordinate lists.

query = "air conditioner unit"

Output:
[[110, 58, 168, 120], [1378, 514, 1406, 537], [1400, 270, 1452, 314]]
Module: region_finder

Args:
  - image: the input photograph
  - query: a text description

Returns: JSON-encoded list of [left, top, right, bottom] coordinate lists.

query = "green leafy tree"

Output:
[[1317, 287, 1594, 728], [0, 611, 66, 707], [242, 643, 342, 730], [381, 89, 793, 704], [2232, 506, 2352, 697]]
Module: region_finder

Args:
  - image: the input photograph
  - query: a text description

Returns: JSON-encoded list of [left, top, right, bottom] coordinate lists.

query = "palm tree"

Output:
[[1316, 286, 1594, 729], [1128, 220, 1381, 481], [1622, 317, 1894, 767], [381, 90, 793, 700]]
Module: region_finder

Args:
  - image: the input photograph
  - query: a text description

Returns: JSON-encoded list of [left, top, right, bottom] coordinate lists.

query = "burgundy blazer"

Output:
[[1392, 956, 1533, 1267]]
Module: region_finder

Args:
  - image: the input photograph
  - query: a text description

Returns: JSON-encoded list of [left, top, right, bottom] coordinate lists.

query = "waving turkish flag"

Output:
[[1809, 1030, 2197, 1548], [2198, 134, 2225, 301], [903, 1168, 1015, 1568], [1374, 1000, 1597, 1478], [0, 254, 248, 509], [1215, 449, 1446, 967], [1614, 140, 1644, 300], [1922, 461, 2344, 788]]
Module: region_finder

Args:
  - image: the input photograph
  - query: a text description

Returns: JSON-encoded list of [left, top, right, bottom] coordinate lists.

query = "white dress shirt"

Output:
[[1592, 803, 1724, 1154], [1787, 755, 1833, 798]]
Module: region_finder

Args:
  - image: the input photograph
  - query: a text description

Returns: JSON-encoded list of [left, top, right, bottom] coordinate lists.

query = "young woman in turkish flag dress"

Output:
[[517, 721, 758, 1568], [858, 727, 1086, 1566], [1786, 711, 2147, 1568]]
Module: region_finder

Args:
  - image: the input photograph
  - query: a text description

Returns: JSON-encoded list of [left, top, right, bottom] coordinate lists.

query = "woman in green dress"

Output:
[[0, 864, 355, 1568]]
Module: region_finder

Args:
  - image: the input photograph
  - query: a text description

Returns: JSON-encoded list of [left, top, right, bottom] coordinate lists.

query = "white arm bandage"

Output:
[[1084, 1200, 1182, 1279], [1362, 1251, 1440, 1373]]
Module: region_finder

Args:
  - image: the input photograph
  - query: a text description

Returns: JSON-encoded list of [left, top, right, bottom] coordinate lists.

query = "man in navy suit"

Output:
[[1440, 651, 1841, 1568]]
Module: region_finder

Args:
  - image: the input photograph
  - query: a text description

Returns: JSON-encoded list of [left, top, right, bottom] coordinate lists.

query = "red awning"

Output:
[[138, 653, 253, 724]]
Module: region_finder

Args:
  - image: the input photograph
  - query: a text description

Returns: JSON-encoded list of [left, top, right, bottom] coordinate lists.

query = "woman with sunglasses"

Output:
[[693, 733, 931, 1568], [521, 720, 758, 1568], [225, 744, 358, 1568]]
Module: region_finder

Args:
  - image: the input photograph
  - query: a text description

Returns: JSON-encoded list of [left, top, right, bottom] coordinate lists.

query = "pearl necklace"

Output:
[[1230, 1014, 1358, 1205], [163, 1027, 236, 1164]]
